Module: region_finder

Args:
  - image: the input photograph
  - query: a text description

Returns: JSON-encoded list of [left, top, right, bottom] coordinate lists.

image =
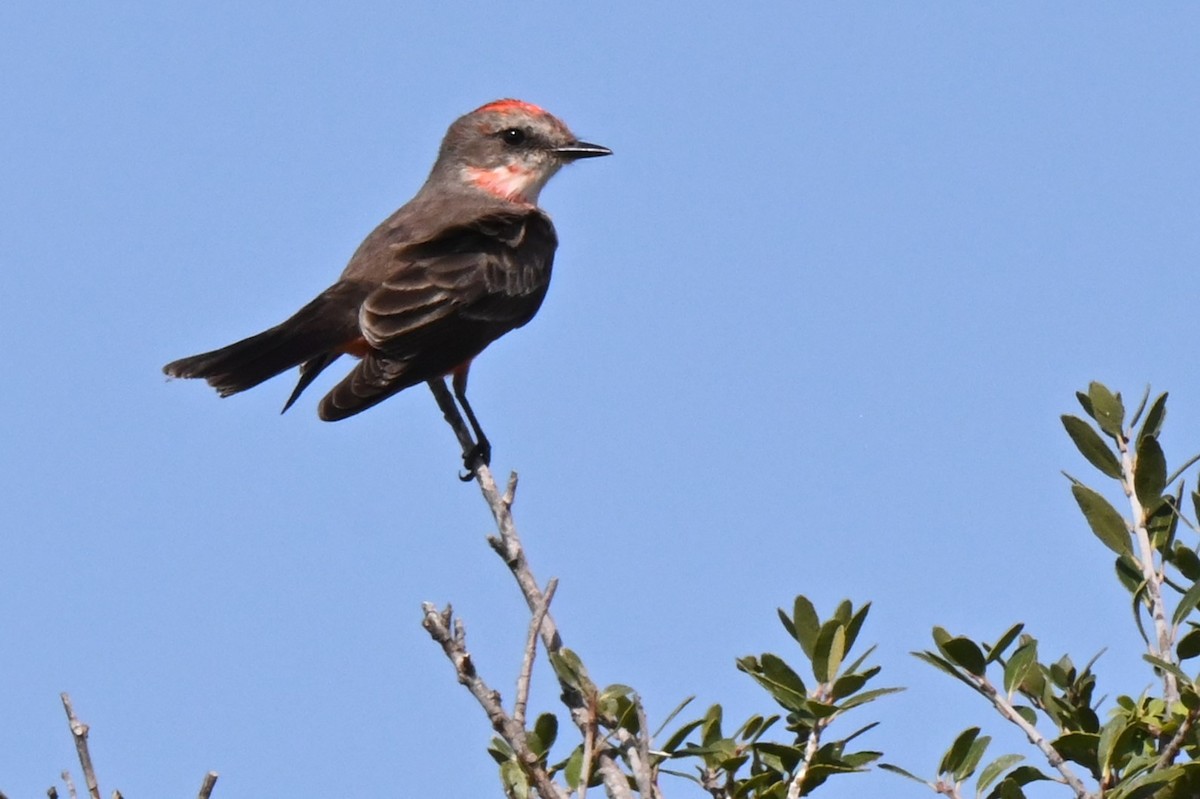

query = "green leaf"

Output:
[[659, 718, 705, 755], [1051, 731, 1099, 774], [499, 759, 528, 796], [1012, 706, 1037, 726], [1061, 415, 1122, 479], [1179, 545, 1200, 582], [976, 754, 1024, 798], [652, 695, 695, 738], [1143, 654, 1191, 686], [1128, 384, 1151, 428], [1096, 716, 1137, 776], [1138, 392, 1168, 442], [790, 596, 820, 659], [813, 621, 846, 682], [1088, 382, 1125, 439], [1075, 391, 1094, 418], [549, 648, 592, 693], [957, 735, 992, 782], [878, 763, 929, 785], [940, 727, 981, 777], [1002, 640, 1042, 697], [986, 623, 1025, 664], [561, 745, 584, 789], [736, 654, 808, 711], [530, 713, 557, 757], [837, 685, 905, 710], [1071, 484, 1132, 556], [831, 671, 868, 700], [1173, 579, 1200, 626], [845, 601, 871, 653], [1179, 629, 1200, 660], [995, 777, 1025, 799], [1115, 554, 1143, 595], [702, 703, 723, 745], [754, 742, 803, 774], [938, 636, 986, 676], [913, 650, 983, 692], [487, 736, 513, 764], [1134, 436, 1167, 509]]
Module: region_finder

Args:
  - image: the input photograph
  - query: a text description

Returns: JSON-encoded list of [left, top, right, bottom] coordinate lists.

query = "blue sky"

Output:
[[3, 3, 1200, 797]]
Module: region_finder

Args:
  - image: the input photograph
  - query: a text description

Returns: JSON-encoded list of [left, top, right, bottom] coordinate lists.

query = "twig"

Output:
[[597, 752, 635, 799], [787, 717, 826, 799], [61, 772, 76, 799], [1157, 705, 1200, 770], [429, 377, 562, 653], [421, 604, 566, 799], [1117, 435, 1178, 703], [197, 771, 219, 799], [629, 699, 656, 799], [46, 788, 58, 799], [976, 675, 1093, 798], [60, 694, 102, 799], [429, 382, 660, 796], [580, 712, 596, 799], [515, 579, 559, 728]]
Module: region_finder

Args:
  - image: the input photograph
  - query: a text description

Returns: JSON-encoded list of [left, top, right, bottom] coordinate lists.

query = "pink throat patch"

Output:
[[465, 164, 540, 204]]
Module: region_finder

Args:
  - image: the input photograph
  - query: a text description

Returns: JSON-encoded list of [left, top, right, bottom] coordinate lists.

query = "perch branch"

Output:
[[60, 694, 101, 799], [197, 772, 219, 799]]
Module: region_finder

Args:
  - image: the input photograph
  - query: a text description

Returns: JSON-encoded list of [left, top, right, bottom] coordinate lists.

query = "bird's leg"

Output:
[[453, 364, 491, 481]]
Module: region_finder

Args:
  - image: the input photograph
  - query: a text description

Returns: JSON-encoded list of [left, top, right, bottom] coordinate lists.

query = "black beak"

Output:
[[555, 140, 613, 160]]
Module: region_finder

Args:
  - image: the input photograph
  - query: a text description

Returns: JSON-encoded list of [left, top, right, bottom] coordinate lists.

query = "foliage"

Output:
[[434, 382, 1200, 799], [886, 383, 1200, 799]]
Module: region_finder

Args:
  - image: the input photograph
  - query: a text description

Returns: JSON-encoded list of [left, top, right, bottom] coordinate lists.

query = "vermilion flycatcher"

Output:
[[164, 99, 610, 472]]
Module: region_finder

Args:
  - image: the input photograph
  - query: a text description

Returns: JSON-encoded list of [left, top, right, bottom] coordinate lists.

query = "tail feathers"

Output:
[[164, 279, 369, 405], [164, 323, 333, 397], [281, 353, 341, 414]]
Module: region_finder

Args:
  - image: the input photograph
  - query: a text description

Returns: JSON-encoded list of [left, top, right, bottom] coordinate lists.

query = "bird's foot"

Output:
[[458, 440, 492, 482]]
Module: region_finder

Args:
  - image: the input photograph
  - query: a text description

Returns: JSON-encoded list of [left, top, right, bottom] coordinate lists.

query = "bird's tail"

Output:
[[163, 281, 368, 401], [163, 322, 333, 398]]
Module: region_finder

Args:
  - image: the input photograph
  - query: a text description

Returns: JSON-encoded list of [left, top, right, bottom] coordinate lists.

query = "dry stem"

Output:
[[60, 694, 101, 799]]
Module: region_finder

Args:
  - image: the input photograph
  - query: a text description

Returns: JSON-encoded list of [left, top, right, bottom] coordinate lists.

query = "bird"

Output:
[[163, 99, 611, 474]]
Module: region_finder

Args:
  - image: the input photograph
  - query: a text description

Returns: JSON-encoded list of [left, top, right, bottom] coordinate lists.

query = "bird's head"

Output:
[[432, 99, 611, 205]]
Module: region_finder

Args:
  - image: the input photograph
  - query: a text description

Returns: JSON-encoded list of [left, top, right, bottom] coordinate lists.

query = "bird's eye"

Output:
[[500, 128, 527, 146]]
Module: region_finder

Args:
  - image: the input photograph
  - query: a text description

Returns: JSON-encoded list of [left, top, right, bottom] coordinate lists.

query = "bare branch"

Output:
[[597, 752, 635, 799], [61, 771, 77, 799], [515, 579, 559, 728], [975, 675, 1093, 799], [421, 603, 566, 799], [60, 694, 101, 799], [429, 377, 562, 654], [627, 699, 656, 799], [197, 772, 219, 799], [429, 380, 659, 797], [1157, 705, 1200, 770]]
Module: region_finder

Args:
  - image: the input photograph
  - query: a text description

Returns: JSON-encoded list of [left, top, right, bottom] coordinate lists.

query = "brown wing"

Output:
[[317, 211, 557, 421]]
